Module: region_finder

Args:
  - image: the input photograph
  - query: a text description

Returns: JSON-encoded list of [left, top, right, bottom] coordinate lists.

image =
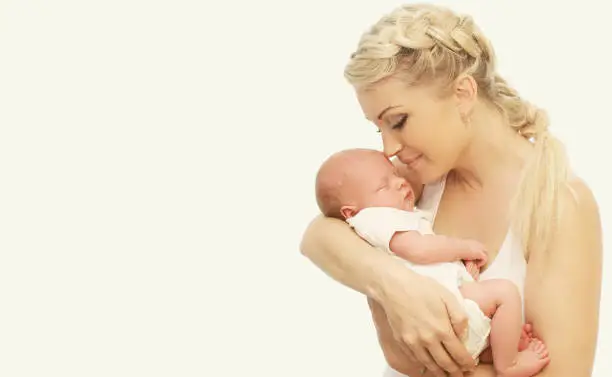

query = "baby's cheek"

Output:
[[381, 194, 400, 208], [367, 193, 388, 208], [370, 192, 403, 209]]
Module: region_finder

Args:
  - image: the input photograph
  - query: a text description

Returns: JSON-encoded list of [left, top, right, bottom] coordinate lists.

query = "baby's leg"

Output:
[[460, 280, 549, 377], [479, 325, 531, 365], [459, 280, 522, 366]]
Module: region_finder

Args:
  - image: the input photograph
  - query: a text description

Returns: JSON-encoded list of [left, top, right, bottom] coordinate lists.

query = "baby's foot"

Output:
[[518, 324, 532, 351], [499, 338, 550, 377]]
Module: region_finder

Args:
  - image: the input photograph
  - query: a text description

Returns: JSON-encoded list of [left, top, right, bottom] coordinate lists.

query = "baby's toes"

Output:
[[538, 342, 549, 355], [533, 340, 543, 351], [528, 340, 538, 351]]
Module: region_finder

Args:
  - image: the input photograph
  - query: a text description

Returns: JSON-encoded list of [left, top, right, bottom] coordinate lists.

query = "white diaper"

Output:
[[382, 299, 491, 377], [411, 262, 491, 361], [462, 298, 491, 360], [382, 301, 490, 377], [347, 207, 492, 360]]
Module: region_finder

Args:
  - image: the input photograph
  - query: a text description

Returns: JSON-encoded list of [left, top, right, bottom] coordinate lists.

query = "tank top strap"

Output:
[[415, 174, 527, 310], [415, 174, 447, 224]]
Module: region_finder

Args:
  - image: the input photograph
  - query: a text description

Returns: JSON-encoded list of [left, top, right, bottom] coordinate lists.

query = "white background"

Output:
[[0, 0, 610, 376]]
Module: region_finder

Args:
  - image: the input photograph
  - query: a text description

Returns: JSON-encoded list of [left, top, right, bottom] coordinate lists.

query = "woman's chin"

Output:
[[416, 168, 447, 185]]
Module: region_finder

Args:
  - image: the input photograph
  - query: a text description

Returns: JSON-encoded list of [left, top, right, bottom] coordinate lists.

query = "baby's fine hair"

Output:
[[315, 148, 382, 220]]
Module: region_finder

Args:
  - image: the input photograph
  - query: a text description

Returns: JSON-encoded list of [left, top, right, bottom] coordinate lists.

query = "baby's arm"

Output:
[[389, 231, 487, 266]]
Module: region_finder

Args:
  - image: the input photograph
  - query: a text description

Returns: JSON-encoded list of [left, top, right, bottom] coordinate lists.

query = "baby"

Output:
[[315, 148, 550, 377]]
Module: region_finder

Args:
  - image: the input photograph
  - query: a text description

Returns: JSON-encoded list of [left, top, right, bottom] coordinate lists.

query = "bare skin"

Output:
[[360, 72, 601, 377], [302, 72, 602, 377], [317, 149, 550, 376], [459, 280, 549, 377]]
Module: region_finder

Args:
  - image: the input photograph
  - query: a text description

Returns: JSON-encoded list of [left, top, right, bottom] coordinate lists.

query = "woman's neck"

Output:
[[450, 102, 533, 190]]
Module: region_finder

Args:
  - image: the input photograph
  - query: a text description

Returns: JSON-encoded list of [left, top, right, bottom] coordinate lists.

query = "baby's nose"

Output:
[[395, 176, 407, 188]]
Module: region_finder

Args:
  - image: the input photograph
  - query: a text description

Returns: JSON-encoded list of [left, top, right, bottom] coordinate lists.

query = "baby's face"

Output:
[[342, 153, 415, 217]]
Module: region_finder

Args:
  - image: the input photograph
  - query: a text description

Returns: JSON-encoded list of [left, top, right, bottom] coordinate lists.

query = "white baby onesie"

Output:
[[346, 206, 491, 360]]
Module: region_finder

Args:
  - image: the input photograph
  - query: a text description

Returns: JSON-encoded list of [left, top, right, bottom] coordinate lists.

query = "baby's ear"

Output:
[[340, 205, 358, 220], [406, 188, 415, 203]]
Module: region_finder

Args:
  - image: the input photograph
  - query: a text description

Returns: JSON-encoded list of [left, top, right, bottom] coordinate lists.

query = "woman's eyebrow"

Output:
[[377, 105, 401, 120]]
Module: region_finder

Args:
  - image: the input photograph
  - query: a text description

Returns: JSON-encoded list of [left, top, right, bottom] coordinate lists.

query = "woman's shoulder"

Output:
[[525, 173, 600, 262], [563, 174, 599, 217], [550, 174, 601, 255], [522, 173, 602, 376]]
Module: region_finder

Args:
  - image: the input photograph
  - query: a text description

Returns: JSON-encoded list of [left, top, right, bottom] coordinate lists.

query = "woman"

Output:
[[300, 4, 602, 377]]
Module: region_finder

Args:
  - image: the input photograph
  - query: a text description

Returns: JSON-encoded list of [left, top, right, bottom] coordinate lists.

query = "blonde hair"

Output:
[[344, 4, 570, 253]]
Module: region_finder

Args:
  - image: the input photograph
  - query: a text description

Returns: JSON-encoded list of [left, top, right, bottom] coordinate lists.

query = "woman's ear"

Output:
[[453, 74, 478, 118]]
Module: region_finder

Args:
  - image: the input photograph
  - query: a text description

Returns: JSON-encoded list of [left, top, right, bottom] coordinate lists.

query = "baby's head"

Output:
[[315, 148, 416, 220]]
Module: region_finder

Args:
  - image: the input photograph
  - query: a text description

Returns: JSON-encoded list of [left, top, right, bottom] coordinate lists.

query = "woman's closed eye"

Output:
[[374, 114, 408, 133], [391, 114, 408, 130]]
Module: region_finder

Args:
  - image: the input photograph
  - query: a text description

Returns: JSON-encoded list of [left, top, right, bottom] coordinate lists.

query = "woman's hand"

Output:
[[372, 271, 476, 377], [368, 297, 424, 376]]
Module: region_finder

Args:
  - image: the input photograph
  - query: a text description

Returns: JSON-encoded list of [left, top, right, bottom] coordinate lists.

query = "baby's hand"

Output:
[[464, 260, 480, 280], [461, 240, 488, 267]]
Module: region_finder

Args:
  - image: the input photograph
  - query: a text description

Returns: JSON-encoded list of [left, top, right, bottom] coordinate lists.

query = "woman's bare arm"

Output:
[[367, 297, 425, 376], [301, 214, 476, 377], [523, 179, 602, 376], [300, 214, 412, 299], [300, 158, 424, 297], [368, 295, 479, 377], [422, 180, 602, 377]]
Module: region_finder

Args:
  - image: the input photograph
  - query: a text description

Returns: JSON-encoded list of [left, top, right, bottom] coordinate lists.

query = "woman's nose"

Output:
[[382, 132, 402, 158]]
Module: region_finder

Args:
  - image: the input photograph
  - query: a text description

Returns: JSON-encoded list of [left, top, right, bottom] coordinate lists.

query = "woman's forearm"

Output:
[[300, 214, 413, 300]]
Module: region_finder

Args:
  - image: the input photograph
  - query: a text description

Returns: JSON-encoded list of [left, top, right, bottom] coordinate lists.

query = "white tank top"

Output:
[[382, 176, 527, 377]]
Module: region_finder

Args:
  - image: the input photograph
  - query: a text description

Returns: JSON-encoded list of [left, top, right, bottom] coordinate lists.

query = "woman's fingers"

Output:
[[397, 342, 419, 366], [441, 335, 475, 372], [409, 344, 447, 377], [448, 305, 468, 340], [436, 290, 476, 371], [438, 288, 468, 338], [368, 298, 422, 369], [427, 341, 466, 377], [375, 275, 476, 375], [405, 331, 468, 377]]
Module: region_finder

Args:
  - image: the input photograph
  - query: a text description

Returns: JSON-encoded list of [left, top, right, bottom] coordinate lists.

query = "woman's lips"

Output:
[[400, 154, 423, 167]]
